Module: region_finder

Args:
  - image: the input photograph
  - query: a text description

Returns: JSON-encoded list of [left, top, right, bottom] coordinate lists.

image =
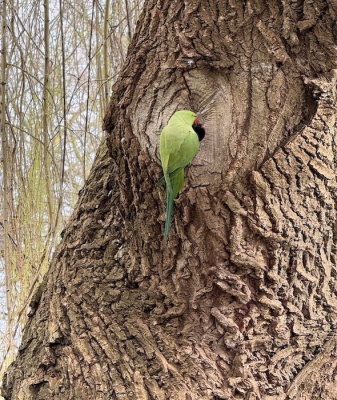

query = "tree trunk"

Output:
[[2, 0, 337, 399]]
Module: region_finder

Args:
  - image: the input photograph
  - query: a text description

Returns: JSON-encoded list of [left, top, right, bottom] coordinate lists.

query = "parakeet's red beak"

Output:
[[194, 118, 200, 125]]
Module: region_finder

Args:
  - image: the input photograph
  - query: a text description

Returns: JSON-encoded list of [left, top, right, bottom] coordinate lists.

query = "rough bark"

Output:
[[2, 0, 337, 399]]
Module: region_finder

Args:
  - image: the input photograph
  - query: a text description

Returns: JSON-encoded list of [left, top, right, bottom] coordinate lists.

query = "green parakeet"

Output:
[[157, 110, 205, 237]]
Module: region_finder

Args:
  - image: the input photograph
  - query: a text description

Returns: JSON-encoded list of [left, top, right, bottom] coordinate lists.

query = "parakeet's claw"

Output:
[[156, 176, 166, 187], [156, 167, 183, 187]]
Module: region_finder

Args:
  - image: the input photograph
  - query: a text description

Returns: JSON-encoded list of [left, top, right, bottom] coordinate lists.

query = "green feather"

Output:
[[164, 191, 174, 238]]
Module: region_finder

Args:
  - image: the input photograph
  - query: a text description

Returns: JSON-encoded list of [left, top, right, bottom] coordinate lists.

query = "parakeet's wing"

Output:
[[160, 123, 200, 175]]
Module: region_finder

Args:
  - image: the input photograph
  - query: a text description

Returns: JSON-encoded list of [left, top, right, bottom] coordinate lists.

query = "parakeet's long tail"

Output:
[[163, 169, 184, 238], [164, 190, 174, 238]]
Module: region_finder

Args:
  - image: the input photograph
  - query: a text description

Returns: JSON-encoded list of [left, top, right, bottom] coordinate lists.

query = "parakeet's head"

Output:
[[168, 110, 205, 141], [169, 110, 198, 126]]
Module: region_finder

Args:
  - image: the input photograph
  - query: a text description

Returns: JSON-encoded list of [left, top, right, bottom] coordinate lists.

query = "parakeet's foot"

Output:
[[156, 167, 184, 187], [156, 176, 166, 187]]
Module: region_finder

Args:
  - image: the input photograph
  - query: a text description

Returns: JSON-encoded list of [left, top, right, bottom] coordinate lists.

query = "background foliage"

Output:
[[0, 0, 142, 381]]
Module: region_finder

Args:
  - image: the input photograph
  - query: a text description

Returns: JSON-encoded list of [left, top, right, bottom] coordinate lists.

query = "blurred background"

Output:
[[0, 0, 142, 385]]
